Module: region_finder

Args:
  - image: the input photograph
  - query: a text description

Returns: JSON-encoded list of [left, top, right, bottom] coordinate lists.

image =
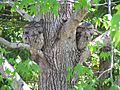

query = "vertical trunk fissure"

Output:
[[22, 1, 89, 89]]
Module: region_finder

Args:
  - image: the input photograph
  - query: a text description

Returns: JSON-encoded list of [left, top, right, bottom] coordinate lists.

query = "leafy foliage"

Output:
[[110, 5, 120, 48], [0, 0, 120, 90]]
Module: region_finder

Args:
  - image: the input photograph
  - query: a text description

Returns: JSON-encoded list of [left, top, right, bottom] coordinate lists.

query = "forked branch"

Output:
[[62, 7, 88, 39]]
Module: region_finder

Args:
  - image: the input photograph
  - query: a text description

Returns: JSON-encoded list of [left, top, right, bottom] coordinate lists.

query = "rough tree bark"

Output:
[[40, 2, 87, 90], [23, 0, 89, 90], [38, 11, 85, 90]]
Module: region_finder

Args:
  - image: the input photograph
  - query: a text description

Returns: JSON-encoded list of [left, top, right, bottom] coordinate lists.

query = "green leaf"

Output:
[[51, 3, 59, 16], [93, 0, 99, 4], [67, 66, 72, 72], [88, 43, 98, 53], [29, 5, 37, 15], [40, 1, 48, 13], [66, 66, 73, 81], [0, 48, 6, 54], [0, 4, 4, 10], [113, 30, 120, 47], [9, 58, 16, 65], [0, 75, 3, 82], [110, 84, 120, 90], [11, 5, 16, 12], [28, 0, 34, 3], [87, 69, 94, 76], [74, 64, 84, 76], [83, 84, 95, 90], [31, 62, 40, 72], [7, 78, 13, 85], [74, 85, 78, 90], [78, 85, 84, 90], [115, 5, 120, 14], [111, 14, 120, 30], [0, 58, 4, 65], [96, 18, 102, 27], [81, 0, 88, 7], [74, 1, 80, 10], [100, 52, 111, 59], [102, 14, 112, 29], [110, 14, 120, 47], [0, 85, 12, 90], [74, 0, 89, 10], [21, 0, 28, 7], [5, 69, 12, 75]]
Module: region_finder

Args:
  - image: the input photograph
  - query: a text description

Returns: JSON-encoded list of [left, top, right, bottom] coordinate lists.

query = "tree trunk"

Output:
[[38, 13, 80, 90], [23, 1, 89, 90]]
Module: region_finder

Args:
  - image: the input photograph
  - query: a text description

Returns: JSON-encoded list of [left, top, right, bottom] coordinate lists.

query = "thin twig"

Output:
[[107, 0, 114, 84], [92, 1, 120, 7], [97, 68, 112, 79]]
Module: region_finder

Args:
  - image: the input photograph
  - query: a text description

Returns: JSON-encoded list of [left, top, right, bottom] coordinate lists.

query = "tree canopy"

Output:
[[0, 0, 120, 90]]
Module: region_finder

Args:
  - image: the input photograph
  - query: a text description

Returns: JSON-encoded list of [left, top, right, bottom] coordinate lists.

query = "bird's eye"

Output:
[[25, 31, 29, 34], [38, 31, 41, 34], [25, 37, 27, 40]]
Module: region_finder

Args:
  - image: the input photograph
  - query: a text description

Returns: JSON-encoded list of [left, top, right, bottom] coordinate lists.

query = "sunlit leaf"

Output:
[[110, 14, 120, 47], [111, 14, 120, 30], [78, 85, 84, 90], [0, 4, 4, 10], [115, 5, 120, 14], [0, 58, 4, 65], [110, 84, 120, 90], [66, 66, 73, 81], [83, 84, 95, 90], [93, 0, 99, 4]]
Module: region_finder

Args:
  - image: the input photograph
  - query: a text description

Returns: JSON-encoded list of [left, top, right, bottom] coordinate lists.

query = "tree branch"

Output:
[[16, 8, 34, 22], [97, 68, 112, 79], [0, 54, 32, 90], [0, 37, 30, 49], [62, 7, 88, 39], [91, 1, 120, 7]]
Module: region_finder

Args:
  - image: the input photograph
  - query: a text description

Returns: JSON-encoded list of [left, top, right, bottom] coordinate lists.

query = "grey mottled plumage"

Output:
[[23, 20, 44, 50], [76, 22, 94, 51], [23, 20, 45, 64]]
